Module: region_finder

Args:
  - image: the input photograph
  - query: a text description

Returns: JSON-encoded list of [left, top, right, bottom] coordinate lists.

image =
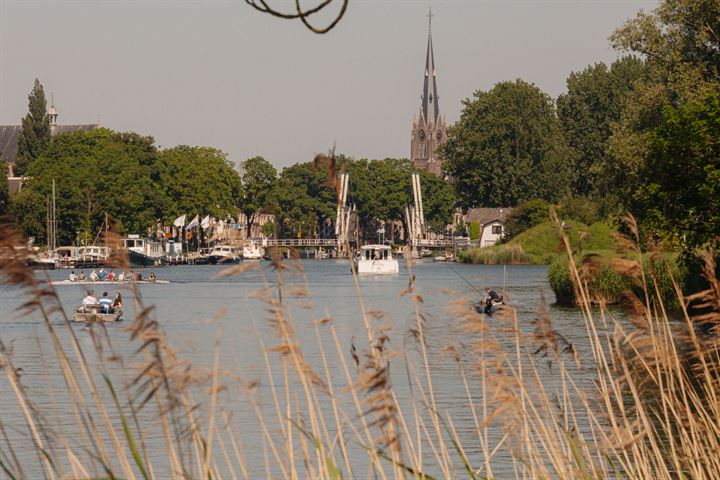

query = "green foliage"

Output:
[[157, 146, 242, 219], [606, 0, 720, 215], [14, 79, 51, 176], [274, 160, 335, 237], [9, 188, 46, 243], [416, 170, 455, 234], [0, 162, 9, 215], [459, 243, 525, 265], [503, 199, 549, 240], [442, 80, 575, 208], [557, 57, 648, 197], [634, 95, 720, 248], [468, 221, 480, 240], [16, 129, 242, 245], [240, 156, 277, 231], [557, 196, 602, 225], [548, 256, 575, 305]]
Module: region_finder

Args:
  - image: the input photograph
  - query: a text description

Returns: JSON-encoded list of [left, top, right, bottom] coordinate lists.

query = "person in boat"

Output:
[[117, 271, 126, 281], [135, 271, 143, 281], [98, 268, 108, 281], [483, 288, 503, 314], [112, 293, 123, 309], [99, 292, 114, 313], [69, 271, 78, 282], [78, 271, 87, 280], [82, 290, 97, 313], [148, 272, 156, 283], [106, 270, 115, 281], [89, 270, 99, 282]]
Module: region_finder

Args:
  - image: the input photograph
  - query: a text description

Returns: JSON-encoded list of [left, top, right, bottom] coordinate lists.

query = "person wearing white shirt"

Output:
[[69, 271, 78, 282], [82, 291, 97, 312]]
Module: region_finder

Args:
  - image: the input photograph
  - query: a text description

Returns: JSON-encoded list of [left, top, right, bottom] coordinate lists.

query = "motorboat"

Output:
[[354, 245, 399, 275], [73, 305, 123, 323], [207, 245, 241, 264], [242, 240, 263, 260], [122, 235, 165, 267], [55, 245, 112, 268]]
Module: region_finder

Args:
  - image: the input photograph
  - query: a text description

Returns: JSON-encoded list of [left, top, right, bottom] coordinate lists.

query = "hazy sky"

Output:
[[0, 0, 657, 169]]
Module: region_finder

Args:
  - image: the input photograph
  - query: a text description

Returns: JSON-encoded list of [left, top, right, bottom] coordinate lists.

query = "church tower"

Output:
[[411, 8, 447, 176]]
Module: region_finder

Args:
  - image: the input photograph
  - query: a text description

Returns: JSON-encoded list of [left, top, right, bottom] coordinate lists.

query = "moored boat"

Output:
[[122, 235, 165, 267], [207, 245, 241, 264], [242, 240, 263, 260], [354, 245, 399, 275]]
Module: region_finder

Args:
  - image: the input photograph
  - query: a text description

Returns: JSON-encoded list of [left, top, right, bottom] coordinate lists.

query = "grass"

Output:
[[1, 217, 720, 479], [461, 220, 618, 265]]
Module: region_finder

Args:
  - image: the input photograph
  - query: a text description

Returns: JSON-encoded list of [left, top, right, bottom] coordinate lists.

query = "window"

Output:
[[491, 225, 502, 235]]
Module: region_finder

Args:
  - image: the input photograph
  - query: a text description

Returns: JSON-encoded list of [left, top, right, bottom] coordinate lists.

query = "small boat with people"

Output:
[[207, 244, 241, 264], [473, 288, 505, 315], [122, 235, 165, 267], [354, 245, 399, 275], [72, 290, 123, 322]]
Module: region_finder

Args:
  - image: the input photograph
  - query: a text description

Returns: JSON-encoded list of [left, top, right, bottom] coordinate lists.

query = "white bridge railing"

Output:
[[252, 237, 470, 248]]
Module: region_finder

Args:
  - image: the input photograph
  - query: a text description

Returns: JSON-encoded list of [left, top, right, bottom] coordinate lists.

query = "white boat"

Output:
[[122, 235, 165, 267], [72, 305, 123, 322], [207, 245, 241, 264], [55, 245, 112, 268], [242, 241, 263, 260], [354, 245, 399, 275]]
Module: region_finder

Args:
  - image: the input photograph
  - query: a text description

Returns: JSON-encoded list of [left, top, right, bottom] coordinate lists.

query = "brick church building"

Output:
[[410, 10, 447, 176]]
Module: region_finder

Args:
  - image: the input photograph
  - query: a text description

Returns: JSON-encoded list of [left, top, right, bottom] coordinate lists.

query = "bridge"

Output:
[[252, 237, 469, 249]]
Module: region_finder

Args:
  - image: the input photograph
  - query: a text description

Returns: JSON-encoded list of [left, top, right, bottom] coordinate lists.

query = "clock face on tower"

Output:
[[419, 130, 426, 141]]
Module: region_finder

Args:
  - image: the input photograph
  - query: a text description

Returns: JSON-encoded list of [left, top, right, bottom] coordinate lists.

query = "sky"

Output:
[[0, 0, 658, 169]]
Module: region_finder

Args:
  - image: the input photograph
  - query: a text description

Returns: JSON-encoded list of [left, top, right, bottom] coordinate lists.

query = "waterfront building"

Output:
[[410, 9, 447, 176], [460, 207, 514, 247]]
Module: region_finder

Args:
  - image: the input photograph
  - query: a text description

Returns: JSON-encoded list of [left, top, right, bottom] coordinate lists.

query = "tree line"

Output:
[[442, 0, 718, 249], [2, 0, 717, 251]]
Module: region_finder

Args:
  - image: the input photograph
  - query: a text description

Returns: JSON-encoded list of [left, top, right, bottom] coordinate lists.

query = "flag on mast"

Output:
[[201, 215, 211, 230], [186, 215, 200, 229], [173, 214, 187, 227]]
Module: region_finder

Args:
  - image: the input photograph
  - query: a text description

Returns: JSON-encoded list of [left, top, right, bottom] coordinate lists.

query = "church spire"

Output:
[[421, 7, 440, 126]]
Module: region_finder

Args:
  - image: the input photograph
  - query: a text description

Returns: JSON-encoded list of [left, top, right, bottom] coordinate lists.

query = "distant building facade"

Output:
[[0, 101, 98, 191], [462, 207, 514, 247], [410, 11, 447, 176]]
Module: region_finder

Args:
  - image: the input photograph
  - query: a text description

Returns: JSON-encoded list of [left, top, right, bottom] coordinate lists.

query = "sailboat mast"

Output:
[[51, 179, 57, 251]]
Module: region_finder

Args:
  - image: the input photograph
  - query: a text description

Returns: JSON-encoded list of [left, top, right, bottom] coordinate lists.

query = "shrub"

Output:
[[504, 199, 549, 240], [548, 256, 575, 304], [558, 195, 601, 225], [469, 221, 480, 240]]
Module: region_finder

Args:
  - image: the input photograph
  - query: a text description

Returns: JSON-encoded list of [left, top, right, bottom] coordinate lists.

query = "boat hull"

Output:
[[128, 250, 164, 268], [73, 310, 123, 322], [208, 254, 241, 265], [355, 259, 399, 275]]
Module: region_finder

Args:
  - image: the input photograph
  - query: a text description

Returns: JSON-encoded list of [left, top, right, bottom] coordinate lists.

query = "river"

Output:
[[0, 260, 612, 478]]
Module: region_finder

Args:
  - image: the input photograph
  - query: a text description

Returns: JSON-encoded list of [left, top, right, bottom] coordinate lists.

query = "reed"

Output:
[[460, 243, 526, 265], [1, 215, 719, 479]]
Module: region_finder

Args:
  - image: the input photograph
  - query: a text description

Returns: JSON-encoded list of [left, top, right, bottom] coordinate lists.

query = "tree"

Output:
[[442, 80, 575, 209], [503, 199, 549, 240], [0, 162, 9, 215], [605, 0, 720, 213], [239, 156, 277, 236], [416, 170, 455, 235], [634, 95, 720, 248], [14, 79, 52, 176], [557, 57, 648, 197], [157, 146, 242, 219]]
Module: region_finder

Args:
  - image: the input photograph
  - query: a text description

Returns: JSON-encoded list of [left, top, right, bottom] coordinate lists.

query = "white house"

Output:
[[464, 207, 513, 247]]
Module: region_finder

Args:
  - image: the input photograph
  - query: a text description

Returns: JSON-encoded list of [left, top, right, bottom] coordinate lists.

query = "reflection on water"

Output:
[[0, 260, 619, 478]]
